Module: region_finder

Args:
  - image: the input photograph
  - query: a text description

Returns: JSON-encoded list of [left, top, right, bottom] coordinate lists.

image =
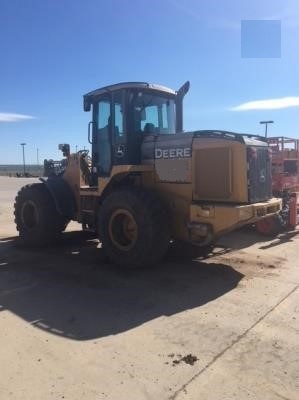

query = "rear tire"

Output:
[[14, 183, 69, 246], [98, 188, 170, 268]]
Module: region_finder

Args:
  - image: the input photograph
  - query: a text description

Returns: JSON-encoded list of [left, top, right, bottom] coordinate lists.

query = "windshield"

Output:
[[130, 91, 175, 134]]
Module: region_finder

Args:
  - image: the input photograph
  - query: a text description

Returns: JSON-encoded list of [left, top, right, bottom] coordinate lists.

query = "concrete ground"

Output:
[[0, 177, 298, 400]]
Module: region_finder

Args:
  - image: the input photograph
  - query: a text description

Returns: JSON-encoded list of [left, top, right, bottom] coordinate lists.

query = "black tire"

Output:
[[98, 188, 170, 268], [14, 183, 69, 246]]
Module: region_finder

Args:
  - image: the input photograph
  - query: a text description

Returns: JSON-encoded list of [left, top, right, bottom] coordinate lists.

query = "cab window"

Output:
[[130, 91, 175, 134], [97, 100, 110, 129]]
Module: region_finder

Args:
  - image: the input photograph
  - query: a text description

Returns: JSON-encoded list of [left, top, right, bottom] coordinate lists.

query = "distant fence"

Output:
[[0, 165, 44, 177]]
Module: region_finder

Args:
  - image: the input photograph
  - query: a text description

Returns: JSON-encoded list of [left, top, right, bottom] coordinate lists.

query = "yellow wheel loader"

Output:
[[14, 81, 281, 267]]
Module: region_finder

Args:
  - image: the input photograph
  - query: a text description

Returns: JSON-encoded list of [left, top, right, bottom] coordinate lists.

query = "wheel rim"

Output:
[[21, 201, 38, 229], [108, 209, 138, 251]]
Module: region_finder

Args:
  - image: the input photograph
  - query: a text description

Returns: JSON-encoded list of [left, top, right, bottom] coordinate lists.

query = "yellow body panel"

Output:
[[98, 165, 154, 195], [141, 177, 281, 243], [62, 144, 282, 245], [192, 138, 248, 202], [62, 154, 81, 218], [189, 197, 282, 242]]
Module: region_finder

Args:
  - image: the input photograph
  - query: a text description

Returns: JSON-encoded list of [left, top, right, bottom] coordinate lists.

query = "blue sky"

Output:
[[0, 0, 298, 164]]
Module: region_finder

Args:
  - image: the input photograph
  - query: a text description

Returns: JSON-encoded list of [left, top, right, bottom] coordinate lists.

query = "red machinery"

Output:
[[256, 136, 299, 234]]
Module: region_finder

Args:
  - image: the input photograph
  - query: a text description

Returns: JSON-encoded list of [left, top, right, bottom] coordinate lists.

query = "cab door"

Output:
[[110, 90, 128, 165], [92, 96, 112, 177], [91, 91, 130, 183]]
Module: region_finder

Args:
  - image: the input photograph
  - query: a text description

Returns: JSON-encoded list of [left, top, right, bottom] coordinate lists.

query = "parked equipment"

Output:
[[14, 81, 282, 267], [44, 158, 67, 177], [256, 136, 299, 235]]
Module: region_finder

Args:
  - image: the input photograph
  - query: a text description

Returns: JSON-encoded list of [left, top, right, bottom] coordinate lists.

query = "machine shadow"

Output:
[[0, 232, 243, 341], [214, 225, 287, 251]]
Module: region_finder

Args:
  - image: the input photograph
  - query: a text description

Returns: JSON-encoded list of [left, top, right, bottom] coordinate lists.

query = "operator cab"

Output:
[[83, 81, 189, 183]]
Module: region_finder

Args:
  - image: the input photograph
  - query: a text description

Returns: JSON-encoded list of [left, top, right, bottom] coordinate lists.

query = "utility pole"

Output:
[[37, 148, 39, 165], [20, 143, 26, 175], [260, 120, 274, 138]]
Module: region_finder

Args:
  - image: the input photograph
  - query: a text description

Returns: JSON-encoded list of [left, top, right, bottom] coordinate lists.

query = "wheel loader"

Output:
[[14, 81, 282, 267]]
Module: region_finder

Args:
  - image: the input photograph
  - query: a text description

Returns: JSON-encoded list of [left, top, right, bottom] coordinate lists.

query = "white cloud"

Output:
[[0, 113, 36, 122], [168, 0, 240, 30], [231, 97, 299, 111], [269, 0, 299, 28], [168, 0, 299, 30]]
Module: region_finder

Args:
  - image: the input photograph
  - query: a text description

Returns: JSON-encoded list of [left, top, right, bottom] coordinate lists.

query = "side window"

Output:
[[130, 91, 175, 134], [97, 100, 111, 130], [162, 104, 168, 128], [92, 97, 112, 176], [114, 103, 123, 135], [112, 91, 125, 140], [161, 102, 175, 132], [141, 105, 159, 130]]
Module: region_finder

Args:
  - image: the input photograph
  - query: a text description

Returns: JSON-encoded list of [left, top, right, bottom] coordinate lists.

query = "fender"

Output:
[[39, 177, 76, 218]]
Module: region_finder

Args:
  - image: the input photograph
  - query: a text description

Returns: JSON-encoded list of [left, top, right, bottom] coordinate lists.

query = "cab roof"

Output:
[[83, 82, 176, 111], [84, 81, 175, 100]]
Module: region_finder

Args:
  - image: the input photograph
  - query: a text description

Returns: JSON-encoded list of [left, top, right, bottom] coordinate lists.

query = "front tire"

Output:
[[98, 188, 170, 268], [14, 183, 68, 246]]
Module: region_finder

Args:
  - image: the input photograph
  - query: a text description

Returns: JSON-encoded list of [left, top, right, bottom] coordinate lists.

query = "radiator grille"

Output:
[[247, 147, 272, 203]]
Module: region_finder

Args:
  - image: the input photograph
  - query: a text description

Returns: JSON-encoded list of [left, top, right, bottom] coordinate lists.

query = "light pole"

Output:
[[37, 148, 39, 165], [20, 143, 26, 175], [260, 120, 274, 138]]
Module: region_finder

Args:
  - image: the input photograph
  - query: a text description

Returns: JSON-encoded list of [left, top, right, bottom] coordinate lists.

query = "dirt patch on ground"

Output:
[[207, 250, 286, 278], [166, 353, 198, 366]]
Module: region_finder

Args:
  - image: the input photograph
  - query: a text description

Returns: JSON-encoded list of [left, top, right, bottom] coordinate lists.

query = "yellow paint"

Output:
[[62, 141, 282, 244]]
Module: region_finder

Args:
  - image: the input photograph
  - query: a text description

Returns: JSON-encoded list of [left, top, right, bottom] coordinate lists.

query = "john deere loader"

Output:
[[14, 81, 281, 267]]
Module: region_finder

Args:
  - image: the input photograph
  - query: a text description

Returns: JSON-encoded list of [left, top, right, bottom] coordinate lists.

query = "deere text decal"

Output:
[[155, 147, 191, 159]]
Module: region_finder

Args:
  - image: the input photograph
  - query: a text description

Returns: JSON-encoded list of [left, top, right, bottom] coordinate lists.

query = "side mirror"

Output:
[[83, 96, 91, 112], [134, 107, 146, 121]]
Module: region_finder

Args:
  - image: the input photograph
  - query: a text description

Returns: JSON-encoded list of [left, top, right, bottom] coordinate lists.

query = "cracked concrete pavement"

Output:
[[0, 177, 298, 400]]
